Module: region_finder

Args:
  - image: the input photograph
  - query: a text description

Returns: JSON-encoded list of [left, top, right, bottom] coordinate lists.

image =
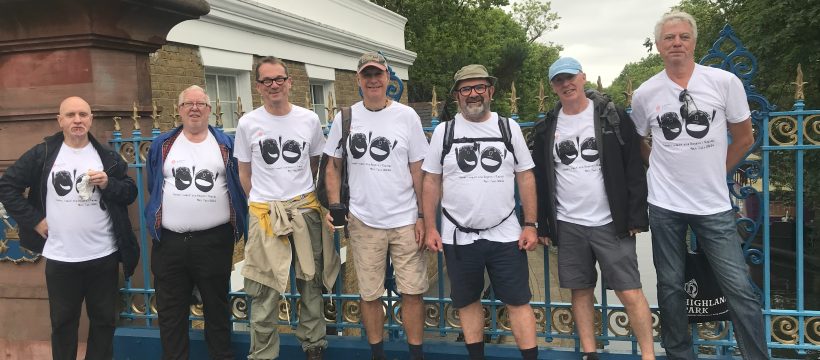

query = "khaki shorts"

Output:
[[347, 215, 428, 301]]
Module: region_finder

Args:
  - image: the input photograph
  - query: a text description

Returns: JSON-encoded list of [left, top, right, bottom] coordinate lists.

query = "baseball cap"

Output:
[[450, 64, 497, 93], [548, 57, 583, 81], [357, 51, 388, 73]]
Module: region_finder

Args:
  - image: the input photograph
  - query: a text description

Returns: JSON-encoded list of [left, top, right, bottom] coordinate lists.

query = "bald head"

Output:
[[57, 96, 93, 145]]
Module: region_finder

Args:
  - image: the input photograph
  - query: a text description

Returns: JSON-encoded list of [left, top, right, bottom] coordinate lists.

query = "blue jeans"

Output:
[[649, 204, 768, 360]]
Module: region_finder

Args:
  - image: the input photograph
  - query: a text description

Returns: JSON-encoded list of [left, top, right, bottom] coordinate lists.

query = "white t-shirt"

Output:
[[631, 64, 750, 215], [422, 113, 535, 245], [234, 105, 326, 202], [43, 143, 117, 262], [554, 103, 613, 226], [323, 101, 428, 229], [161, 131, 230, 232]]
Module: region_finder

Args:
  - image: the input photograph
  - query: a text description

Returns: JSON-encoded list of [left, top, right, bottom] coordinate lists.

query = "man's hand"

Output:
[[426, 227, 443, 252], [538, 236, 552, 246], [87, 169, 109, 190], [519, 227, 538, 251], [414, 218, 425, 250], [35, 219, 49, 239], [629, 228, 643, 237], [324, 212, 336, 233]]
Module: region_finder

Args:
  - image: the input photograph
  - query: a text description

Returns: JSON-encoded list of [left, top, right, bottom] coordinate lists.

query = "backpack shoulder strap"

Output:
[[497, 116, 518, 164], [440, 119, 455, 165], [341, 106, 352, 140]]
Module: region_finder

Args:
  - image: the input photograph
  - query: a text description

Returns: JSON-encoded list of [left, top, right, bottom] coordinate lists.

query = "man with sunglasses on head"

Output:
[[532, 58, 654, 360], [235, 56, 339, 360], [145, 85, 247, 360], [630, 11, 767, 360], [323, 51, 428, 360], [422, 64, 539, 360]]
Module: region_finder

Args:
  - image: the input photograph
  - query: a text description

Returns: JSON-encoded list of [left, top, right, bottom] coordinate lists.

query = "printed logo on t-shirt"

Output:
[[656, 103, 717, 140], [349, 132, 397, 162], [172, 166, 218, 192], [50, 168, 105, 210], [455, 143, 506, 173], [555, 137, 599, 165], [259, 137, 306, 164]]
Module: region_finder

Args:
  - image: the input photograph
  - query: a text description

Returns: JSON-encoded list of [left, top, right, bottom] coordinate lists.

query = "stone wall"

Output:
[[148, 43, 205, 130]]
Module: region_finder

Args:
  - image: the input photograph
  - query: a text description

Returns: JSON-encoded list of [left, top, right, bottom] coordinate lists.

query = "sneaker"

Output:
[[305, 347, 325, 360]]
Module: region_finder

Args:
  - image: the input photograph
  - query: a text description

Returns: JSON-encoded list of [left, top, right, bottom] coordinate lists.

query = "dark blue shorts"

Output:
[[443, 239, 531, 308]]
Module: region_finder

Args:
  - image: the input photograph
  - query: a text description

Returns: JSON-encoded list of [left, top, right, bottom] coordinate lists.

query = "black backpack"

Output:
[[440, 115, 518, 166], [316, 106, 351, 209]]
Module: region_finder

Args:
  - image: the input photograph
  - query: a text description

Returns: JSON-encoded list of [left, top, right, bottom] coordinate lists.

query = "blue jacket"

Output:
[[144, 125, 247, 242]]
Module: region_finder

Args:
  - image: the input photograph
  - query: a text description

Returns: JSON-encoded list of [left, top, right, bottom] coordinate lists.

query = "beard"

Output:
[[462, 99, 489, 119]]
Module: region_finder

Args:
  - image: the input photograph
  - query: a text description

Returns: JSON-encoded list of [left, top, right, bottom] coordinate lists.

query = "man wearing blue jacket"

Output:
[[145, 85, 247, 360]]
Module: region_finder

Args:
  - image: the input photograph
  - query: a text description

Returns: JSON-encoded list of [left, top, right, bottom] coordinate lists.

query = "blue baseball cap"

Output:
[[548, 57, 583, 81]]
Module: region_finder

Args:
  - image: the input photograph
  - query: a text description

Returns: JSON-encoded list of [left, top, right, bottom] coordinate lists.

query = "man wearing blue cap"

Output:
[[533, 57, 655, 359]]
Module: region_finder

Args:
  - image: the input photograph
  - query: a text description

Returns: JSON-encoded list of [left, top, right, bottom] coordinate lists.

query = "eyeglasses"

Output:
[[257, 77, 289, 87], [179, 102, 210, 109], [678, 89, 699, 117], [456, 84, 490, 97]]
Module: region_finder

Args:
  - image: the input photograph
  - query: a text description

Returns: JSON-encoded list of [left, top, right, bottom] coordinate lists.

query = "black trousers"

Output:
[[45, 252, 119, 360], [152, 223, 234, 360]]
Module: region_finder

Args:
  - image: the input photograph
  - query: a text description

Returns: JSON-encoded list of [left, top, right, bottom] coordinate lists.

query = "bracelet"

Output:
[[417, 212, 424, 219]]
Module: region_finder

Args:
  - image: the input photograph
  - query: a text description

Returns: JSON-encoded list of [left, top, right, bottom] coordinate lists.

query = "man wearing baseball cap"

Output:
[[533, 57, 654, 359], [422, 64, 540, 360], [323, 51, 429, 360]]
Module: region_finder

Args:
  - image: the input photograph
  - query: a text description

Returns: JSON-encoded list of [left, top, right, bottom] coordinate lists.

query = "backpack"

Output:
[[316, 106, 351, 209], [440, 115, 518, 166], [585, 89, 625, 146]]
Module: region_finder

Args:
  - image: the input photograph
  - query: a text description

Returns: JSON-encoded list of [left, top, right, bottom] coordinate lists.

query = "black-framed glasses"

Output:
[[179, 102, 210, 109], [257, 77, 289, 87], [678, 89, 699, 117], [456, 84, 490, 97]]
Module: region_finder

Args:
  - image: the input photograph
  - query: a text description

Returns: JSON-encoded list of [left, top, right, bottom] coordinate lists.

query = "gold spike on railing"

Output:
[[306, 91, 312, 110], [172, 103, 180, 128], [113, 116, 122, 131], [151, 101, 160, 130], [792, 63, 807, 101], [431, 87, 439, 118], [597, 76, 603, 92], [131, 102, 141, 131], [623, 77, 634, 107], [214, 96, 223, 128], [509, 81, 519, 114], [537, 80, 548, 113], [326, 92, 337, 121], [235, 96, 245, 119]]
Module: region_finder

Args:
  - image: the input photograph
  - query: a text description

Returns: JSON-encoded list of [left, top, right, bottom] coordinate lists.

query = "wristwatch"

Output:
[[523, 222, 538, 229]]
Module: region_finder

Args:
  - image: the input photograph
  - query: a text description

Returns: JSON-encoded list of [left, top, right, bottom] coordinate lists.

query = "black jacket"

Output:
[[0, 132, 140, 277], [532, 91, 648, 244]]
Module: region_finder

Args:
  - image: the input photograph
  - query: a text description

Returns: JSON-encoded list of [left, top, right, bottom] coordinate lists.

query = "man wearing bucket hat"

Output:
[[422, 64, 540, 360], [532, 57, 655, 360], [323, 51, 429, 360]]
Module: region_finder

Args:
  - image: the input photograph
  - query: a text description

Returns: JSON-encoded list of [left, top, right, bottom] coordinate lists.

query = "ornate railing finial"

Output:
[[537, 80, 548, 114], [509, 81, 519, 115], [597, 76, 603, 92], [172, 103, 180, 128], [235, 97, 245, 119], [306, 91, 312, 110], [326, 92, 337, 121], [214, 97, 223, 128], [792, 63, 807, 101], [113, 116, 122, 131], [131, 102, 141, 131], [624, 77, 634, 107], [431, 87, 439, 118], [151, 101, 160, 130]]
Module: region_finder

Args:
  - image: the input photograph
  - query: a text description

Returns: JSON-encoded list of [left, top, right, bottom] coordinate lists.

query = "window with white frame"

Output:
[[205, 71, 243, 129], [309, 82, 335, 126]]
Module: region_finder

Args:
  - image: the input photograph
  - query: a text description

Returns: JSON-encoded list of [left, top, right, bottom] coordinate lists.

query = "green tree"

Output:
[[510, 0, 561, 43]]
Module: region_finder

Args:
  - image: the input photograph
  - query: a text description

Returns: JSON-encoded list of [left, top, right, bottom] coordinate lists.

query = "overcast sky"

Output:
[[512, 0, 680, 86]]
